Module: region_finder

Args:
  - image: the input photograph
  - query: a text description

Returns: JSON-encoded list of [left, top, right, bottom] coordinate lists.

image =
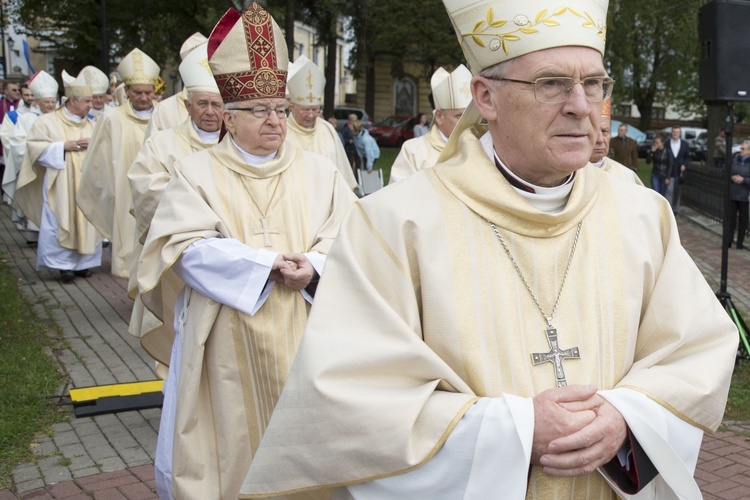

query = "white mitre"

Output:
[[431, 64, 473, 110], [62, 69, 93, 98], [178, 41, 220, 94], [117, 48, 161, 86], [81, 66, 109, 95], [28, 71, 59, 99], [179, 32, 208, 60], [442, 0, 607, 73], [286, 55, 325, 106]]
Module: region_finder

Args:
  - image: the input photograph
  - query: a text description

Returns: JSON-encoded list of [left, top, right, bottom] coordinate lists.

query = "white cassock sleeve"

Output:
[[172, 238, 326, 315], [340, 389, 702, 500], [37, 142, 65, 170], [339, 394, 534, 500]]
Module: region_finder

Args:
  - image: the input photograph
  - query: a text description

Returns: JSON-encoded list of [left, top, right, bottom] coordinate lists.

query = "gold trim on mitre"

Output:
[[81, 66, 109, 95], [602, 97, 612, 118], [442, 0, 608, 73], [179, 41, 220, 94], [207, 2, 288, 103], [28, 70, 59, 99], [117, 48, 161, 86], [287, 55, 325, 106], [180, 32, 208, 60], [62, 69, 93, 98], [432, 64, 473, 110]]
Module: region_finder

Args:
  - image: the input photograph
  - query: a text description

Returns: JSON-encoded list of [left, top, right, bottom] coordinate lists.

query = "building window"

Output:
[[393, 78, 416, 115], [653, 107, 666, 120], [616, 105, 631, 118], [298, 43, 304, 58]]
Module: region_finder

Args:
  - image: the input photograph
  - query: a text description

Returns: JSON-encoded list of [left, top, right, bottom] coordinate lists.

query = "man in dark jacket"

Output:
[[666, 125, 690, 213]]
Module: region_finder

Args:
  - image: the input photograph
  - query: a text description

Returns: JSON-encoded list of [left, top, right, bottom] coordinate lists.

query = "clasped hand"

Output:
[[269, 253, 316, 291], [532, 385, 627, 477]]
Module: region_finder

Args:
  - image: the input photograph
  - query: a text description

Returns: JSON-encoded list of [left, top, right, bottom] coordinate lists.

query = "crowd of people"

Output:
[[0, 1, 740, 499]]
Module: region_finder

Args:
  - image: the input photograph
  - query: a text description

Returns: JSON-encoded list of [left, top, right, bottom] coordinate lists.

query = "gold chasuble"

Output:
[[138, 137, 355, 500], [388, 125, 446, 184], [601, 156, 644, 186], [241, 129, 737, 499], [286, 115, 358, 190], [144, 88, 189, 139], [128, 117, 218, 366], [16, 109, 100, 253], [77, 103, 150, 278]]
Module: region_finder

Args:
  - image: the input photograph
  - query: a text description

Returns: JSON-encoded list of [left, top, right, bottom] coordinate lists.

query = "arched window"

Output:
[[393, 78, 417, 115]]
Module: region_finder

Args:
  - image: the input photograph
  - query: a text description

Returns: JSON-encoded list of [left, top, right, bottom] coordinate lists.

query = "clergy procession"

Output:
[[0, 0, 743, 499]]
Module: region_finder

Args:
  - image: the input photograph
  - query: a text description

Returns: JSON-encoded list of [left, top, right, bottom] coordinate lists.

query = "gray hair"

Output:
[[478, 58, 519, 82]]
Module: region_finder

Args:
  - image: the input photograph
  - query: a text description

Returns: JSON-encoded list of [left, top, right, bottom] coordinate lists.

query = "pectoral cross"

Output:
[[531, 327, 580, 387], [252, 217, 279, 247]]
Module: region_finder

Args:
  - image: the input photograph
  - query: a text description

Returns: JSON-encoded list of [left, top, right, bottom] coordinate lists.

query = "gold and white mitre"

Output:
[[287, 55, 324, 106], [81, 66, 109, 95], [442, 0, 608, 73], [431, 64, 473, 110], [178, 41, 220, 94], [602, 96, 612, 118], [207, 2, 288, 103], [438, 0, 609, 162], [117, 48, 161, 86], [62, 69, 93, 98], [180, 32, 208, 60], [28, 71, 59, 99]]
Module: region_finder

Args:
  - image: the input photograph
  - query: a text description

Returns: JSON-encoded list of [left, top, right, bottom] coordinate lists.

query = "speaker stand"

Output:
[[717, 102, 750, 360]]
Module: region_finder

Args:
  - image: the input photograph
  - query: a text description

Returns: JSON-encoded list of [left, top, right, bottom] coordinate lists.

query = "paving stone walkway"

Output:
[[0, 203, 748, 499]]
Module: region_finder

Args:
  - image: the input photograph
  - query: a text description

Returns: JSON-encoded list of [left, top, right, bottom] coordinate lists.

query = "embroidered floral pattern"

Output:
[[462, 7, 605, 54]]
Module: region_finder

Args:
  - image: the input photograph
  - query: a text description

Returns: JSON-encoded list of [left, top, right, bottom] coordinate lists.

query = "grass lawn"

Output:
[[726, 360, 750, 421], [378, 147, 400, 185], [0, 255, 64, 489]]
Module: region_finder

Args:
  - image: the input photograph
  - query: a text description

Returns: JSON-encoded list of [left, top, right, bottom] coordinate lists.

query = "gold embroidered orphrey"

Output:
[[241, 176, 281, 247], [463, 7, 605, 55], [490, 220, 582, 387]]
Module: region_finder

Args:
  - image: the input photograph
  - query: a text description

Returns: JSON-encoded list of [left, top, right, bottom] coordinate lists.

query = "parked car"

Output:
[[637, 130, 661, 158], [368, 115, 419, 147], [693, 131, 708, 161], [610, 119, 646, 145], [331, 106, 372, 132]]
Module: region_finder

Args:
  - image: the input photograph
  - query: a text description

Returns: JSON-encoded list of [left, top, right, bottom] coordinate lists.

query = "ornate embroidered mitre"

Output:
[[442, 0, 608, 72], [207, 2, 288, 103], [117, 48, 161, 86], [62, 69, 93, 98]]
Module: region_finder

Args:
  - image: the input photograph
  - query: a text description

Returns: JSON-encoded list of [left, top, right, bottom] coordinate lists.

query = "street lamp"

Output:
[[7, 37, 14, 76]]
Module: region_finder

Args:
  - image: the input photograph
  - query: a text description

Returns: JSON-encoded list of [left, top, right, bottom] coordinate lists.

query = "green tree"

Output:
[[9, 0, 238, 76], [345, 0, 465, 118], [605, 0, 705, 131]]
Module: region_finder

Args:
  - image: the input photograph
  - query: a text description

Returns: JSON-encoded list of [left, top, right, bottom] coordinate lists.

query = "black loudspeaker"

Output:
[[699, 0, 750, 102]]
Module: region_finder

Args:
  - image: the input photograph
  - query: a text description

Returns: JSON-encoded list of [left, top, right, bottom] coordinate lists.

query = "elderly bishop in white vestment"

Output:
[[240, 1, 738, 499], [137, 4, 356, 499]]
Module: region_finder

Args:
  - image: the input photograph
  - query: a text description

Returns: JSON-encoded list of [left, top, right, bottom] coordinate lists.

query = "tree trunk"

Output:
[[285, 0, 295, 60], [324, 35, 337, 117]]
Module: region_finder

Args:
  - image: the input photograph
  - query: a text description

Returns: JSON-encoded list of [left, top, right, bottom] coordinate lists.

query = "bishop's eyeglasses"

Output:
[[236, 106, 291, 119], [486, 76, 615, 104]]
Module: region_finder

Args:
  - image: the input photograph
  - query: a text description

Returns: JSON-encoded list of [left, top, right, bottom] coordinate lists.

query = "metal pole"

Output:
[[0, 0, 7, 79], [720, 102, 734, 294], [101, 0, 109, 75]]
